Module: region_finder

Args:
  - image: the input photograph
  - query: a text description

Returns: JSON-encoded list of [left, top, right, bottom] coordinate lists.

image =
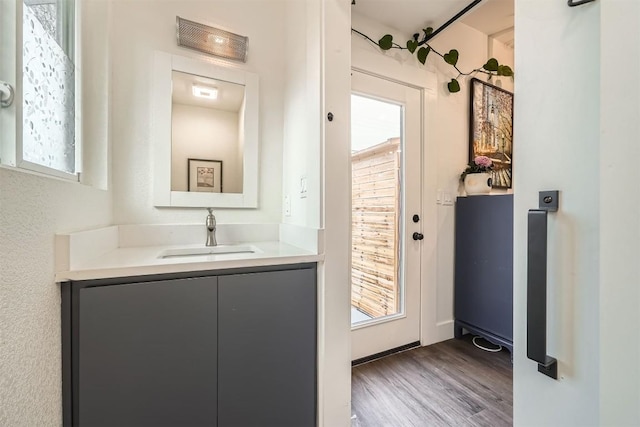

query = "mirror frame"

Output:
[[152, 51, 259, 208]]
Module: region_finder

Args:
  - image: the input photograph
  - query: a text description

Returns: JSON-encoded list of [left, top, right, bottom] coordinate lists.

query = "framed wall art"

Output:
[[188, 158, 223, 193], [469, 78, 514, 188]]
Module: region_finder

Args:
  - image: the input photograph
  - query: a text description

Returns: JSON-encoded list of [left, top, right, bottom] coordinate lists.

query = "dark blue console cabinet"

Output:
[[454, 194, 513, 353]]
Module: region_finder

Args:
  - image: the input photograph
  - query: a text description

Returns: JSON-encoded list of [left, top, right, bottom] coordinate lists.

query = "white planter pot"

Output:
[[464, 172, 492, 195]]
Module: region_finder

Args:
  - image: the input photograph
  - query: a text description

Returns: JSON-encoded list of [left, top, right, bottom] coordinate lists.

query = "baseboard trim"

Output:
[[351, 341, 421, 367], [436, 320, 455, 342]]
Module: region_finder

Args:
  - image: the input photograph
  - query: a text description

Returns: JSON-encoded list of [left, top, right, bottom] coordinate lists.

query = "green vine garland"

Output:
[[352, 27, 513, 93]]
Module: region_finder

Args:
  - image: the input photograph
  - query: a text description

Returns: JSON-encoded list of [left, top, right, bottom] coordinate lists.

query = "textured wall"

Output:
[[0, 0, 112, 424], [0, 169, 111, 426]]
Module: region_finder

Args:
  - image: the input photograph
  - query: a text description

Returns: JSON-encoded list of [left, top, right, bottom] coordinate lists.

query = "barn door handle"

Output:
[[527, 191, 559, 380]]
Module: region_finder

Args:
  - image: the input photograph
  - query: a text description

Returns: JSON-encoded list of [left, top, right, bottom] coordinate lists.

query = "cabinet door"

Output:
[[455, 195, 513, 341], [218, 268, 316, 427], [77, 277, 217, 427]]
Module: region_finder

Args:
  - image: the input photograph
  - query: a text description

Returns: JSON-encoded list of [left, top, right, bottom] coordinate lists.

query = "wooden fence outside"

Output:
[[351, 138, 400, 319]]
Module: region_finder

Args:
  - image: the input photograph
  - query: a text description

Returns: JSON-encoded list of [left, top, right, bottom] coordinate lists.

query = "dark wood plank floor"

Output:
[[351, 336, 513, 427]]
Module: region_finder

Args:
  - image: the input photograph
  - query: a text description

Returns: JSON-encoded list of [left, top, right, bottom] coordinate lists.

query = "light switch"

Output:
[[300, 175, 308, 199], [443, 191, 454, 206], [436, 189, 443, 205]]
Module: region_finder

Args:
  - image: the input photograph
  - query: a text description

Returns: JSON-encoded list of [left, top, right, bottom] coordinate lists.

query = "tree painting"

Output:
[[470, 78, 514, 188]]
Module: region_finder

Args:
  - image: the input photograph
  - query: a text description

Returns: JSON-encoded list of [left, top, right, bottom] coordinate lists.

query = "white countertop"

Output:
[[55, 241, 323, 282]]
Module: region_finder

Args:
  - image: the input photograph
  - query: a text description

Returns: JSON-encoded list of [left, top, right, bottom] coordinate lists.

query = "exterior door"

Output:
[[350, 70, 422, 360]]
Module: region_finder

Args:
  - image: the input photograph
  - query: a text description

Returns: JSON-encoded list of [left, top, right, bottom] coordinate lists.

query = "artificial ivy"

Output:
[[353, 27, 513, 93]]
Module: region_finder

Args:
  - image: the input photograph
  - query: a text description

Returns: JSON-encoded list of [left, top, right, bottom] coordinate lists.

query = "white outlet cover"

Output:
[[284, 195, 291, 216]]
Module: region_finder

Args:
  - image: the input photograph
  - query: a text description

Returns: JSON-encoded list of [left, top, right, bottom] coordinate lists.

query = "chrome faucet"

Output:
[[205, 208, 217, 247]]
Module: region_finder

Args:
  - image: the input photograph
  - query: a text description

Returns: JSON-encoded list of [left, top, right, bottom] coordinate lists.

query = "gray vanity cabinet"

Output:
[[62, 264, 317, 427], [218, 268, 317, 427], [75, 277, 218, 427]]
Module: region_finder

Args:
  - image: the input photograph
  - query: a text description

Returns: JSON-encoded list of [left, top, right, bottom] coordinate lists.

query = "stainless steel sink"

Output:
[[159, 245, 258, 259]]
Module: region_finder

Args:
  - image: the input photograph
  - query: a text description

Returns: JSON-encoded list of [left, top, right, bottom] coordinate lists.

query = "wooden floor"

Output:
[[351, 336, 513, 427]]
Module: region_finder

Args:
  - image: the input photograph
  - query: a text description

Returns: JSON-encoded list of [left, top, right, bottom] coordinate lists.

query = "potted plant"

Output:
[[460, 156, 493, 195]]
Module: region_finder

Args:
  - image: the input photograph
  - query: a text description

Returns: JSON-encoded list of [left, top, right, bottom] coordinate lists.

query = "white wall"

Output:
[[428, 21, 513, 340], [513, 1, 600, 425], [319, 1, 352, 425], [110, 0, 285, 224], [171, 104, 242, 193], [0, 2, 113, 425], [282, 0, 322, 229], [351, 13, 514, 344]]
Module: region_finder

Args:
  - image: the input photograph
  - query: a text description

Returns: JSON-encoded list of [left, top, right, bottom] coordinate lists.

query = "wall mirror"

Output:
[[152, 51, 259, 208]]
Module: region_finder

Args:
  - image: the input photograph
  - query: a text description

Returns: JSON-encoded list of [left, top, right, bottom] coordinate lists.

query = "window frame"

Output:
[[1, 0, 81, 182]]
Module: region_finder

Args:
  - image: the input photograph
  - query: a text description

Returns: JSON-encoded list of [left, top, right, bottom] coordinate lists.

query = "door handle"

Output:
[[412, 232, 424, 241], [527, 191, 559, 380], [0, 81, 14, 108]]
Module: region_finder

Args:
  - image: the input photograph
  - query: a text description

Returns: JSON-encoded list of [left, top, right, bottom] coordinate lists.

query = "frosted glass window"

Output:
[[22, 0, 76, 174], [25, 1, 57, 40]]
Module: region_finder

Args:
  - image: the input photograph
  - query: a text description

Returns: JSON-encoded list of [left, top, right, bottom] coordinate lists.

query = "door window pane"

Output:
[[351, 94, 403, 326]]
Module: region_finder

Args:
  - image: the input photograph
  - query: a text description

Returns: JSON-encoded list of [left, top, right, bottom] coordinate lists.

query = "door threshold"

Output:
[[351, 341, 421, 367]]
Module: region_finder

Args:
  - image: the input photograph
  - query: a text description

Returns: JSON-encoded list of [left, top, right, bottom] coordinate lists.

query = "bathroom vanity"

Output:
[[56, 226, 321, 427]]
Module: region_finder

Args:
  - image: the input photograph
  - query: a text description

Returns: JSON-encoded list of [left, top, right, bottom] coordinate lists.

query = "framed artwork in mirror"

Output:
[[469, 78, 514, 188], [188, 158, 223, 193]]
